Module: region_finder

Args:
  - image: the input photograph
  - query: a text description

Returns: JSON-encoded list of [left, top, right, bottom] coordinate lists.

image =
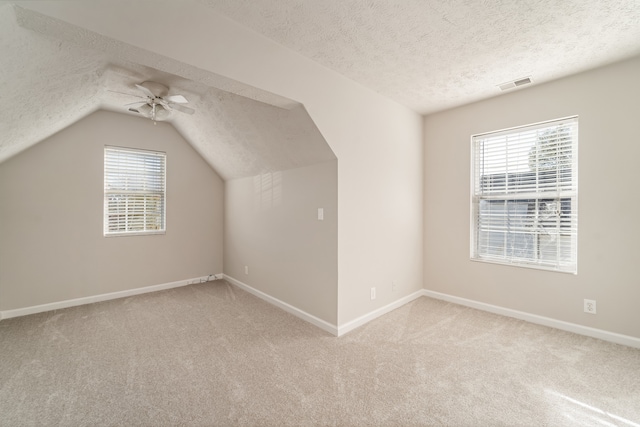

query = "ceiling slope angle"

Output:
[[0, 3, 335, 179], [0, 2, 104, 163], [202, 0, 640, 114], [172, 88, 335, 180], [102, 64, 336, 180]]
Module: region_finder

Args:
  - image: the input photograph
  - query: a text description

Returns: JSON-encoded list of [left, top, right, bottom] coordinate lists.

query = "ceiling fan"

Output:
[[119, 81, 195, 123]]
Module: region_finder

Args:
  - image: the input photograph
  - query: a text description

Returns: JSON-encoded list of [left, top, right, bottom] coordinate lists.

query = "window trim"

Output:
[[469, 116, 578, 274], [104, 146, 167, 237]]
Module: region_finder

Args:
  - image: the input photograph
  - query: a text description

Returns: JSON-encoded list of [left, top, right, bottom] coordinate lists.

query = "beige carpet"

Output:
[[1, 280, 639, 426]]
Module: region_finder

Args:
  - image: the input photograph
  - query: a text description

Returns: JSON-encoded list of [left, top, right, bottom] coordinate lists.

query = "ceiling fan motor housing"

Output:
[[139, 81, 169, 97]]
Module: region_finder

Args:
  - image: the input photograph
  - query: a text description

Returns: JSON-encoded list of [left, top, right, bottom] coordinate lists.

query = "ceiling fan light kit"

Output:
[[138, 103, 170, 123]]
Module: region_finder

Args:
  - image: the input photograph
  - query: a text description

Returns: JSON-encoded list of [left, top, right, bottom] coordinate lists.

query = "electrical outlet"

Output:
[[244, 266, 249, 275], [370, 287, 376, 300], [584, 299, 596, 314]]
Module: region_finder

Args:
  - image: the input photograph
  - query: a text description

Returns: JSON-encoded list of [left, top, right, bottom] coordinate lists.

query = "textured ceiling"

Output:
[[3, 0, 640, 174], [201, 0, 640, 114], [0, 3, 335, 179]]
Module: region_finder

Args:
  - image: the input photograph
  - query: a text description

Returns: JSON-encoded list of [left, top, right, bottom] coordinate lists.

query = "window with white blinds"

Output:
[[471, 117, 578, 273], [104, 147, 166, 236]]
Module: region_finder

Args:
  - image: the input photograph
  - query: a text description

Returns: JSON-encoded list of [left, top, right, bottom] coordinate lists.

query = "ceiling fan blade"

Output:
[[135, 83, 156, 99], [124, 101, 147, 106], [169, 103, 195, 115], [165, 94, 189, 104]]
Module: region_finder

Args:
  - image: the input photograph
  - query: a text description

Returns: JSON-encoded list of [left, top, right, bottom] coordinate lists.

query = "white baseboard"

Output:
[[337, 289, 425, 336], [9, 275, 633, 349], [223, 275, 339, 336], [422, 289, 640, 349], [222, 276, 428, 337], [0, 274, 223, 321]]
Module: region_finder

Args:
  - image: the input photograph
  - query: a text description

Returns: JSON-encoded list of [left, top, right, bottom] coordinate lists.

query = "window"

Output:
[[104, 147, 166, 236], [471, 117, 578, 273]]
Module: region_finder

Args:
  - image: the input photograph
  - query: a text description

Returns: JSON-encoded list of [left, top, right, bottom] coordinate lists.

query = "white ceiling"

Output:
[[2, 0, 640, 176], [202, 0, 640, 114], [0, 3, 335, 178]]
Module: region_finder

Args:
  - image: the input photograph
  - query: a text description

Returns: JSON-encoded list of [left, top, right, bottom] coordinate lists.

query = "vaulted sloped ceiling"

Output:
[[0, 4, 336, 179]]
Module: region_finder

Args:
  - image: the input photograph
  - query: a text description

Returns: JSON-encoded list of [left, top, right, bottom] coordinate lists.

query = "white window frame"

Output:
[[104, 146, 166, 237], [470, 117, 578, 273]]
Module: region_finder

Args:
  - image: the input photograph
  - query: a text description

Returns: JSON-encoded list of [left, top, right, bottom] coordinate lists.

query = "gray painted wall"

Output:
[[424, 55, 640, 338], [17, 1, 424, 327], [224, 161, 338, 324], [0, 110, 224, 310]]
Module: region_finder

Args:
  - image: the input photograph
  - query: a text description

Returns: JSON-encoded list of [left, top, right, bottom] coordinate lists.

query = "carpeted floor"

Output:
[[1, 280, 639, 426]]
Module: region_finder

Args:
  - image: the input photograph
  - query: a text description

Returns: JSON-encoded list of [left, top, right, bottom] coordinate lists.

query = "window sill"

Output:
[[104, 230, 166, 238], [470, 257, 577, 275]]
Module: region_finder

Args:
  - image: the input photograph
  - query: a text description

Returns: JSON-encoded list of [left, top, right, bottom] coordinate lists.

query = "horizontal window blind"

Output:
[[471, 117, 578, 273], [104, 147, 166, 236]]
